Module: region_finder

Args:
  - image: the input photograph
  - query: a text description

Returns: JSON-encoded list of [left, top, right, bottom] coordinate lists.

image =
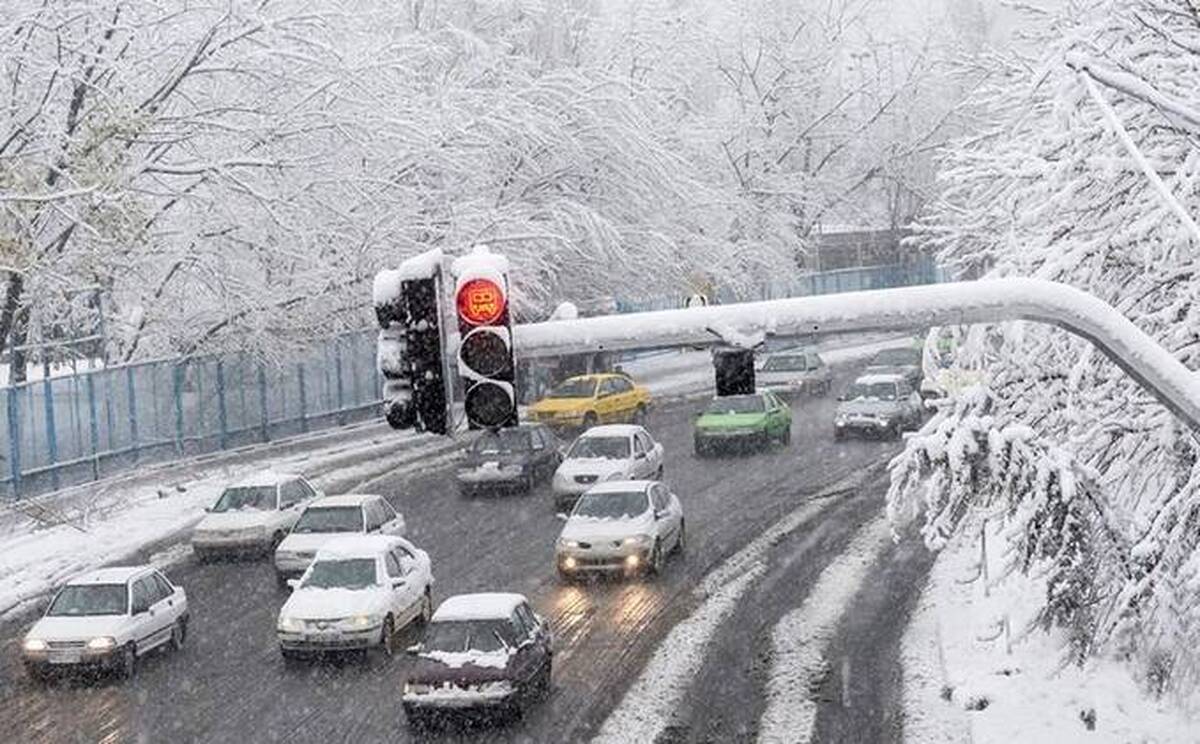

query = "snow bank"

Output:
[[421, 648, 510, 670], [901, 520, 1195, 743], [397, 247, 444, 281], [372, 269, 405, 308]]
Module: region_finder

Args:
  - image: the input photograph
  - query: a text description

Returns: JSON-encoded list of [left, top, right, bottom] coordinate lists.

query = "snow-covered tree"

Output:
[[891, 0, 1200, 702]]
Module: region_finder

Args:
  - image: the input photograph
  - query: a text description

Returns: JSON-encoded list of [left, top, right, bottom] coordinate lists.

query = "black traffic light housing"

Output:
[[713, 347, 756, 396], [454, 249, 518, 430]]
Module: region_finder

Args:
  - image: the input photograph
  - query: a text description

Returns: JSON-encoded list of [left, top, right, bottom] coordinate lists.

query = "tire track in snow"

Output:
[[757, 513, 893, 744], [590, 488, 853, 744]]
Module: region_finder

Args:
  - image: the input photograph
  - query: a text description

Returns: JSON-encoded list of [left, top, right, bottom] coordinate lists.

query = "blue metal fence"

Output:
[[0, 260, 942, 499]]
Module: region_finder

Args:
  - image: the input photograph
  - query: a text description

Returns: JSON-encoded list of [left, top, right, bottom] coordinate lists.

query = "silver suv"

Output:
[[834, 373, 923, 440]]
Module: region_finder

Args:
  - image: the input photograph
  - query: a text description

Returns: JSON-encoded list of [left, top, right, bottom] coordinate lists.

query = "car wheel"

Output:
[[834, 429, 845, 442], [694, 442, 707, 458], [523, 471, 536, 493], [655, 465, 664, 479], [281, 649, 305, 666], [25, 665, 50, 685], [381, 615, 396, 657], [117, 644, 136, 680], [267, 531, 285, 557], [648, 541, 664, 576], [781, 426, 792, 446], [404, 706, 429, 730], [582, 412, 598, 429], [170, 618, 187, 651], [675, 521, 686, 555], [537, 658, 553, 697], [633, 404, 647, 425], [890, 422, 903, 440]]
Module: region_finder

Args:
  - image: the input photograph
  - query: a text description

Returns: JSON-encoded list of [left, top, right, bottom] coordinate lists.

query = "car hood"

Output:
[[529, 398, 591, 414], [195, 511, 274, 531], [408, 650, 515, 685], [280, 587, 388, 620], [696, 412, 768, 429], [561, 513, 653, 542], [28, 615, 126, 642], [838, 399, 902, 417], [461, 450, 531, 468], [865, 363, 918, 376], [556, 458, 630, 479], [277, 532, 357, 554], [758, 369, 817, 381]]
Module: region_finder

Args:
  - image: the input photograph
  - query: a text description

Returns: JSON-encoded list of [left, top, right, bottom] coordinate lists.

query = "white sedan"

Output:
[[21, 566, 189, 681], [277, 535, 433, 660], [274, 494, 406, 585], [551, 425, 664, 512], [555, 480, 685, 580], [191, 470, 322, 559]]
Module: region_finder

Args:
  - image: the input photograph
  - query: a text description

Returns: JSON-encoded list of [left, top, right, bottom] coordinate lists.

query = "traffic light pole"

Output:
[[509, 278, 1200, 431]]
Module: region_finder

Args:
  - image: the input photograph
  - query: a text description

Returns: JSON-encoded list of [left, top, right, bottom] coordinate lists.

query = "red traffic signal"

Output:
[[457, 278, 506, 326]]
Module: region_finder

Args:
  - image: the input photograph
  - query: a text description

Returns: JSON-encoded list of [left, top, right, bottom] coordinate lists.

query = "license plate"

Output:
[[51, 651, 82, 664], [483, 461, 500, 470]]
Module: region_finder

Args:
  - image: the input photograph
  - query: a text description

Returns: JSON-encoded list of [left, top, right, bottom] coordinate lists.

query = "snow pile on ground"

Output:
[[902, 520, 1195, 743]]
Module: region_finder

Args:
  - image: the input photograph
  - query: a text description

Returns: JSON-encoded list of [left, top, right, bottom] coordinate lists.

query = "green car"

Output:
[[693, 391, 792, 457]]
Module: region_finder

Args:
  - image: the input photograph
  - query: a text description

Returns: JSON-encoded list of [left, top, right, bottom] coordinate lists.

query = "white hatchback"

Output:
[[192, 470, 323, 559], [555, 480, 685, 580], [277, 535, 433, 659], [21, 566, 189, 681], [551, 425, 664, 512], [274, 494, 406, 585]]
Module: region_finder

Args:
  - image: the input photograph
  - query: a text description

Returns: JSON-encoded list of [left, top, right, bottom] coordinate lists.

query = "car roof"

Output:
[[584, 480, 654, 494], [229, 469, 296, 488], [433, 593, 527, 622], [871, 345, 921, 356], [68, 566, 153, 585], [561, 373, 628, 383], [854, 372, 905, 385], [313, 534, 403, 560], [307, 493, 378, 508], [580, 424, 643, 437]]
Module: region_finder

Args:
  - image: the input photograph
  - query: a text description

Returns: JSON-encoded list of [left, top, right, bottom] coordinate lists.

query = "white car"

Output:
[[274, 494, 406, 585], [555, 480, 685, 580], [21, 566, 189, 681], [276, 535, 433, 660], [551, 425, 665, 512], [757, 349, 833, 397], [192, 470, 323, 559]]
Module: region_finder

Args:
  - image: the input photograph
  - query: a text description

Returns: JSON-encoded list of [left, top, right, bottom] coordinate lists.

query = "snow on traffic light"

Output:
[[453, 246, 517, 430], [373, 249, 450, 435]]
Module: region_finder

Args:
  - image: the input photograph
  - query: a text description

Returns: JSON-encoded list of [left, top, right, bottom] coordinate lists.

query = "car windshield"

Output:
[[546, 378, 597, 399], [291, 506, 363, 534], [47, 584, 128, 617], [573, 490, 649, 520], [471, 429, 531, 454], [302, 558, 377, 590], [423, 619, 516, 654], [211, 486, 276, 512], [705, 396, 764, 414], [762, 355, 808, 372], [870, 348, 920, 367], [568, 436, 630, 459], [847, 382, 898, 401]]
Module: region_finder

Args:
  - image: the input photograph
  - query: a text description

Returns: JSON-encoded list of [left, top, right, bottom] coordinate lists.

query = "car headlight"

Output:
[[405, 682, 433, 695], [23, 638, 47, 652], [835, 416, 847, 426], [623, 534, 652, 547], [558, 539, 579, 549], [87, 636, 116, 651], [278, 615, 304, 633], [347, 614, 382, 629]]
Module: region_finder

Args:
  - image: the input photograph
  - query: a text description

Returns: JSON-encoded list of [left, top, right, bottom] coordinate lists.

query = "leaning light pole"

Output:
[[513, 278, 1200, 430]]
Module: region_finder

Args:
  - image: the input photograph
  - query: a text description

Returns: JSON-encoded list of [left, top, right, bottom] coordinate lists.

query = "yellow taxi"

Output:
[[528, 374, 652, 430]]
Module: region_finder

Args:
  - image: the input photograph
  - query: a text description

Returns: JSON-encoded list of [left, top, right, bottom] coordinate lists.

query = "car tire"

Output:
[[583, 412, 598, 429], [834, 429, 845, 442], [170, 618, 187, 651], [633, 405, 647, 425], [117, 643, 136, 680], [281, 649, 305, 666], [694, 442, 707, 458], [655, 465, 664, 479], [890, 422, 902, 440], [523, 472, 536, 493], [404, 706, 429, 730], [781, 426, 791, 446], [25, 665, 50, 685], [675, 521, 686, 555], [648, 541, 664, 576], [381, 615, 396, 657], [536, 658, 553, 697], [556, 568, 574, 585]]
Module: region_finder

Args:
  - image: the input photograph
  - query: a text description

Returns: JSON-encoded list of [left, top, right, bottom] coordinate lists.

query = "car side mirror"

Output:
[[286, 579, 300, 590], [405, 644, 421, 656], [556, 512, 569, 521]]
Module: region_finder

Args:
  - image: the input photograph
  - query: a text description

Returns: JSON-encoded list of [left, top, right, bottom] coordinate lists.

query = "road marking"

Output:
[[757, 513, 892, 744], [591, 485, 859, 744]]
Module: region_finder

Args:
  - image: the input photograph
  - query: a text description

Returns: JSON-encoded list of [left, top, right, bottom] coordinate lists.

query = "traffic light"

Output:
[[454, 247, 518, 429], [373, 250, 450, 435], [713, 347, 755, 396]]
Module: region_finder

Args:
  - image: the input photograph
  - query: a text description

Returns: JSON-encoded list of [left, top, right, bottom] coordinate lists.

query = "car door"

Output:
[[630, 433, 650, 478], [277, 480, 303, 531], [649, 485, 678, 546], [516, 601, 552, 667], [130, 577, 170, 652], [150, 571, 184, 628], [382, 550, 416, 625], [770, 391, 791, 431], [642, 431, 664, 475], [377, 498, 406, 536], [595, 378, 618, 422], [528, 428, 550, 480], [762, 393, 782, 437], [508, 608, 541, 685], [613, 377, 637, 420]]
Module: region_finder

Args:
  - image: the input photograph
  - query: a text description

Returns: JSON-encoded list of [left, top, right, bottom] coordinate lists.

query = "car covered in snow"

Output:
[[527, 373, 652, 430], [191, 471, 322, 559], [550, 424, 664, 512], [863, 345, 924, 391], [833, 372, 923, 440], [402, 593, 552, 726], [692, 390, 793, 456], [456, 424, 562, 496], [21, 566, 188, 681], [756, 349, 833, 397], [274, 494, 406, 585], [276, 535, 433, 660], [555, 480, 684, 580]]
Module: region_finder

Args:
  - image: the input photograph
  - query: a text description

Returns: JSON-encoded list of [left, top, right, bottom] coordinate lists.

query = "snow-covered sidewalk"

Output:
[[901, 520, 1195, 743]]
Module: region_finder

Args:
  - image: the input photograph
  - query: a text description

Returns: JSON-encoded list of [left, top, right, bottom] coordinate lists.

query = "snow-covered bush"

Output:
[[890, 0, 1200, 703]]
